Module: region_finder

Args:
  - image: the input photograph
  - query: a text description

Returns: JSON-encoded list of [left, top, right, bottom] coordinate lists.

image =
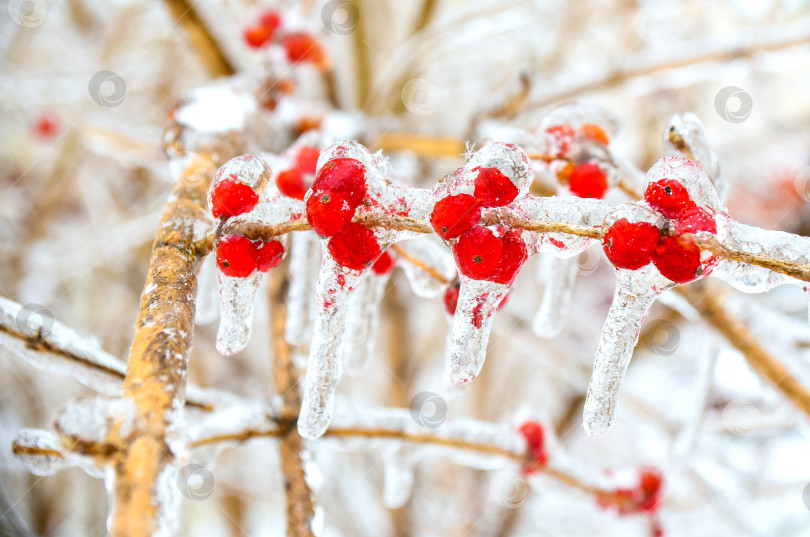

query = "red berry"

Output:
[[210, 176, 259, 219], [673, 206, 717, 235], [258, 10, 282, 32], [370, 250, 395, 275], [644, 179, 696, 219], [34, 112, 59, 140], [453, 227, 503, 280], [490, 229, 528, 285], [518, 421, 548, 470], [244, 25, 274, 48], [581, 123, 610, 145], [653, 235, 702, 283], [217, 235, 257, 277], [546, 124, 575, 156], [276, 169, 307, 200], [327, 223, 381, 270], [443, 281, 460, 314], [637, 467, 663, 513], [603, 218, 661, 270], [256, 240, 285, 272], [282, 33, 329, 70], [430, 194, 482, 240], [311, 158, 366, 207], [568, 162, 608, 199], [306, 190, 354, 237], [473, 167, 519, 207], [295, 146, 320, 175]]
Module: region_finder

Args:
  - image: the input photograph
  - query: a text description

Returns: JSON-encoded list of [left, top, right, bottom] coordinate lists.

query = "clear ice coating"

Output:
[[13, 428, 70, 476], [663, 113, 724, 200], [343, 268, 392, 376], [396, 237, 457, 298], [213, 156, 295, 356], [533, 254, 578, 338], [284, 231, 321, 346], [194, 253, 219, 326], [298, 141, 432, 439]]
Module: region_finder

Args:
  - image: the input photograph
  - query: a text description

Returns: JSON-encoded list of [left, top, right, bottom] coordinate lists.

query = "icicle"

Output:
[[215, 269, 263, 355], [663, 113, 724, 200], [194, 253, 218, 326], [381, 446, 419, 509], [343, 270, 391, 376], [583, 266, 668, 437], [533, 254, 578, 338], [448, 276, 510, 384], [396, 238, 456, 298], [285, 232, 320, 345]]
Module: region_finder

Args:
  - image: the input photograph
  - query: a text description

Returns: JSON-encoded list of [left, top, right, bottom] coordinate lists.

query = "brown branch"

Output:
[[268, 265, 316, 537], [692, 234, 810, 284], [112, 153, 216, 537], [677, 284, 810, 422], [390, 244, 452, 284], [371, 133, 466, 159], [480, 212, 604, 240], [161, 0, 235, 78]]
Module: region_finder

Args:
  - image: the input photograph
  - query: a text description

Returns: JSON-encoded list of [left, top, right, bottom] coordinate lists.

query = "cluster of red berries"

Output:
[[545, 123, 611, 199], [305, 158, 383, 271], [216, 235, 285, 277], [243, 10, 328, 70], [431, 167, 527, 285], [603, 178, 717, 283], [598, 466, 663, 516], [518, 420, 548, 472], [276, 146, 320, 200], [545, 122, 610, 157]]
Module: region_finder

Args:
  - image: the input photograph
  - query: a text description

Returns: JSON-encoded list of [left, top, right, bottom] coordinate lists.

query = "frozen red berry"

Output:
[[295, 146, 320, 175], [443, 281, 460, 314], [473, 167, 519, 207], [603, 218, 661, 270], [568, 162, 608, 199], [256, 240, 285, 272], [490, 229, 528, 285], [217, 235, 257, 277], [282, 33, 329, 70], [370, 250, 395, 275], [430, 194, 482, 240], [637, 467, 663, 513], [453, 226, 503, 280], [518, 421, 548, 471], [581, 123, 610, 145], [210, 176, 259, 219], [258, 10, 282, 33], [653, 234, 702, 283], [673, 206, 717, 235], [33, 112, 59, 140], [244, 25, 274, 48], [546, 124, 575, 156], [311, 158, 366, 207], [644, 179, 696, 219], [306, 190, 354, 237], [327, 223, 381, 270], [276, 169, 307, 200]]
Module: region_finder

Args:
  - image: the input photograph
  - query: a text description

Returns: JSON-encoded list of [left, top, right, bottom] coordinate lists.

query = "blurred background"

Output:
[[2, 0, 810, 535]]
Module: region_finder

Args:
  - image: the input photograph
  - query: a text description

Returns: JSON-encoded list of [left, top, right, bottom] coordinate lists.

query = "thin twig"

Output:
[[390, 244, 452, 284], [692, 234, 810, 284], [161, 0, 235, 78]]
